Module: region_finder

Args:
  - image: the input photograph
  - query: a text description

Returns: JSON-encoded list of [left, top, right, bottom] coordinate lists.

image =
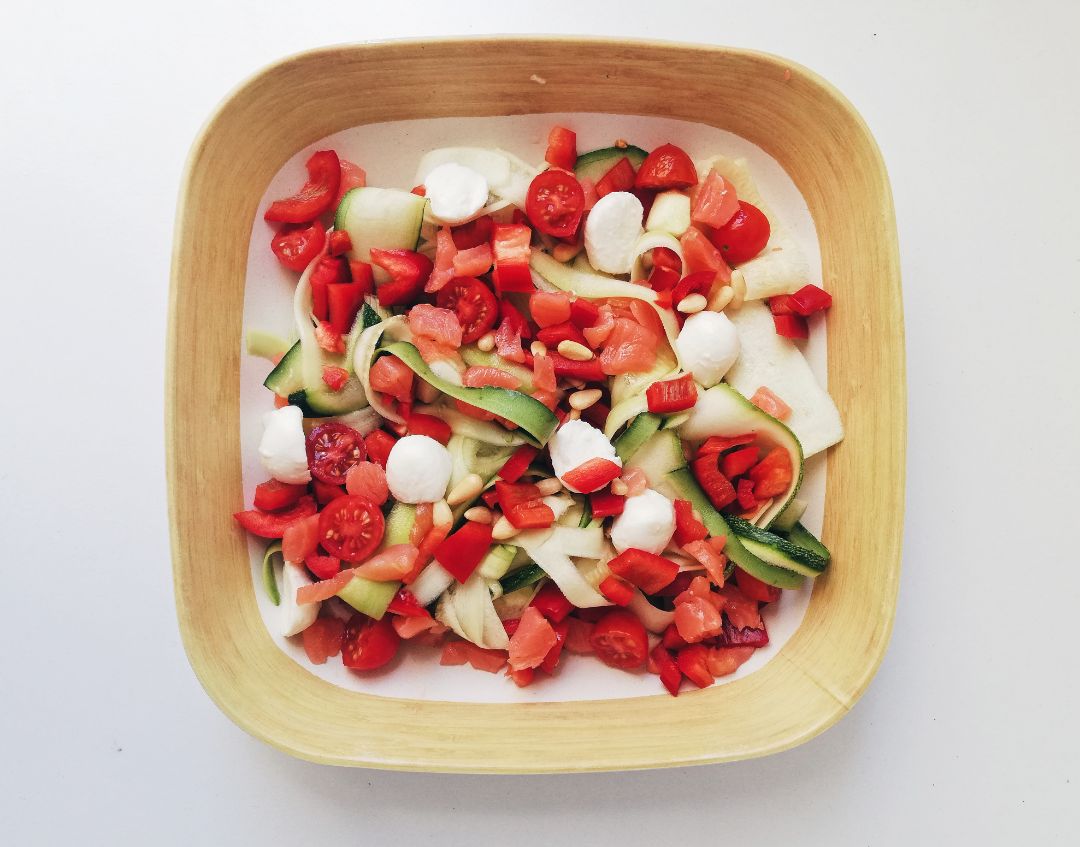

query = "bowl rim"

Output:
[[167, 36, 905, 772]]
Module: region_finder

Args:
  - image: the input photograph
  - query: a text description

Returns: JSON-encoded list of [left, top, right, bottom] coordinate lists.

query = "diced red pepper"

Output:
[[646, 373, 698, 414], [536, 320, 589, 348], [691, 455, 737, 510], [264, 150, 341, 223], [650, 644, 683, 696], [773, 313, 809, 339], [433, 520, 494, 583], [406, 412, 451, 445], [721, 446, 761, 479], [481, 488, 500, 509], [662, 622, 689, 650], [788, 284, 833, 316], [561, 458, 623, 494], [530, 582, 574, 623], [607, 548, 679, 594], [748, 448, 794, 498], [411, 184, 426, 196], [364, 430, 397, 468], [451, 214, 494, 250], [321, 365, 350, 391], [386, 587, 430, 618], [648, 264, 680, 294], [673, 498, 708, 546], [589, 490, 626, 518], [598, 575, 634, 606], [676, 644, 714, 689], [498, 445, 539, 483], [327, 229, 353, 256], [769, 294, 797, 315], [697, 433, 756, 458], [253, 479, 306, 512], [545, 126, 577, 172], [652, 247, 682, 272], [327, 282, 365, 334], [370, 248, 435, 308], [671, 270, 715, 308], [595, 156, 636, 197], [734, 567, 782, 603], [311, 479, 347, 504], [539, 618, 570, 674], [495, 481, 555, 529], [491, 223, 534, 294], [348, 260, 374, 295], [546, 351, 605, 382], [309, 256, 348, 321], [569, 297, 600, 328]]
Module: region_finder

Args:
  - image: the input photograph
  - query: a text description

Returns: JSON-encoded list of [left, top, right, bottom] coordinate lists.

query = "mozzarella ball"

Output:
[[258, 405, 311, 485], [385, 434, 452, 503], [675, 310, 740, 388], [424, 162, 489, 224], [548, 419, 622, 493], [585, 191, 644, 274], [609, 489, 676, 554]]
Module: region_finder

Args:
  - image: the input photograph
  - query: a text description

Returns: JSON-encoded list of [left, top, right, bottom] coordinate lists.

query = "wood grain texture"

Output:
[[166, 37, 905, 772]]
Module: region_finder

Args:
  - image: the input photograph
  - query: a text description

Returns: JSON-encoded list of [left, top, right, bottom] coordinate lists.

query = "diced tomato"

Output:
[[734, 568, 782, 603], [539, 618, 570, 674], [532, 352, 556, 392], [697, 433, 756, 458], [317, 495, 385, 562], [341, 614, 400, 671], [264, 150, 341, 223], [498, 445, 539, 483], [673, 498, 708, 546], [327, 283, 365, 334], [406, 412, 452, 445], [721, 446, 761, 478], [646, 373, 698, 414], [590, 490, 626, 518], [370, 248, 434, 308], [508, 606, 559, 671], [314, 321, 345, 355], [301, 617, 345, 665], [434, 520, 493, 582], [364, 429, 396, 468], [310, 256, 347, 321], [312, 479, 346, 504], [304, 554, 341, 580], [451, 214, 493, 250], [607, 548, 679, 594], [349, 259, 374, 292], [651, 644, 683, 696], [635, 144, 697, 190], [507, 667, 535, 687], [327, 229, 353, 257], [600, 318, 657, 375], [545, 125, 577, 171], [491, 223, 534, 293], [526, 170, 585, 239], [529, 291, 572, 327], [708, 201, 770, 265], [773, 313, 809, 339], [680, 226, 732, 285], [433, 277, 497, 344], [691, 455, 736, 510], [253, 479, 306, 512], [270, 221, 326, 272], [464, 644, 510, 673], [564, 617, 595, 654], [561, 458, 622, 494], [580, 176, 599, 210], [683, 539, 728, 587], [351, 544, 420, 582], [676, 644, 715, 688], [706, 645, 755, 677], [334, 158, 367, 206], [736, 477, 758, 512], [452, 244, 493, 277], [589, 608, 648, 670], [345, 461, 389, 505], [439, 640, 470, 665], [369, 355, 414, 404], [595, 156, 636, 197], [282, 513, 321, 563], [321, 365, 349, 391], [233, 496, 317, 539], [598, 575, 634, 606], [531, 582, 574, 623], [691, 168, 740, 228], [569, 297, 600, 329], [748, 448, 794, 498]]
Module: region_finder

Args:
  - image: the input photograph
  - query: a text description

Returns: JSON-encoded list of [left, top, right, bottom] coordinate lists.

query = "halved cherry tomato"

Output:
[[646, 373, 698, 414], [306, 423, 366, 485], [435, 277, 498, 344], [364, 430, 396, 468], [451, 214, 493, 250], [734, 567, 782, 603], [561, 458, 623, 494], [264, 150, 341, 223], [301, 617, 345, 665], [270, 221, 326, 272], [708, 201, 771, 265], [676, 644, 714, 688], [607, 548, 679, 594], [341, 614, 400, 670], [589, 609, 648, 670], [233, 496, 317, 539], [691, 455, 737, 510], [545, 125, 577, 171], [525, 170, 585, 239], [598, 575, 634, 607], [318, 495, 385, 562], [635, 143, 697, 190], [595, 156, 636, 197], [370, 248, 434, 308], [253, 479, 306, 512], [529, 291, 573, 327]]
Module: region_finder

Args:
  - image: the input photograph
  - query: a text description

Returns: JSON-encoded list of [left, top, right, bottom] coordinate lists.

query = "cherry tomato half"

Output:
[[435, 277, 498, 344], [270, 221, 326, 272], [341, 613, 400, 670], [708, 201, 771, 265], [305, 423, 366, 485], [589, 608, 648, 670], [525, 170, 585, 239], [634, 143, 698, 190], [318, 495, 385, 562]]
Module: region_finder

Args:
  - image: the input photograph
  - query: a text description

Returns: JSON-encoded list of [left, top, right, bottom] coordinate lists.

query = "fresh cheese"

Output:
[[385, 434, 453, 503], [675, 310, 740, 388], [584, 191, 644, 274], [257, 405, 310, 485], [423, 162, 489, 224], [610, 489, 676, 554], [548, 419, 622, 493]]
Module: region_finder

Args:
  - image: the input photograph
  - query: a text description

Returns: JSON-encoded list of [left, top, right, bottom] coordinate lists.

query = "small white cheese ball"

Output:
[[279, 562, 319, 636], [258, 405, 310, 485], [610, 489, 676, 555], [548, 419, 622, 493], [385, 434, 453, 504], [675, 310, 741, 388], [424, 162, 489, 224], [585, 190, 644, 274]]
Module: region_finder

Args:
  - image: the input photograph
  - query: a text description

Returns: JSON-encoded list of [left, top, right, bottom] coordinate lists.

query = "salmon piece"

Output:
[[507, 606, 558, 671], [352, 544, 419, 582]]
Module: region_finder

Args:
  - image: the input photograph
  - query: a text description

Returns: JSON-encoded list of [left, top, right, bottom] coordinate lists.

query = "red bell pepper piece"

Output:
[[233, 496, 317, 539], [650, 643, 683, 696], [539, 618, 570, 674], [309, 256, 348, 321], [736, 477, 758, 511], [595, 156, 636, 197], [676, 644, 714, 689], [748, 448, 794, 498], [370, 248, 434, 308], [494, 481, 556, 529], [546, 351, 605, 382], [607, 548, 679, 594], [536, 321, 589, 348], [327, 229, 353, 256], [270, 221, 326, 272], [498, 445, 539, 483], [348, 260, 374, 296], [671, 270, 715, 308], [406, 412, 452, 445], [451, 214, 494, 249], [589, 490, 626, 518], [788, 284, 833, 316], [773, 313, 809, 339], [662, 622, 689, 650], [253, 479, 307, 512], [561, 458, 622, 494], [598, 575, 634, 606], [363, 430, 397, 468], [696, 433, 756, 458], [721, 446, 761, 479], [433, 520, 494, 583], [327, 283, 365, 334], [569, 297, 600, 328], [672, 498, 708, 546], [734, 568, 782, 603], [387, 587, 431, 618], [544, 126, 577, 172], [691, 456, 737, 510], [264, 150, 341, 223], [530, 582, 574, 623], [646, 373, 699, 414], [491, 223, 534, 294], [648, 264, 680, 294]]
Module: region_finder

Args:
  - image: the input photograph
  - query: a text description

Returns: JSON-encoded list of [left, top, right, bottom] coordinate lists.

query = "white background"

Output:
[[2, 1, 1078, 843]]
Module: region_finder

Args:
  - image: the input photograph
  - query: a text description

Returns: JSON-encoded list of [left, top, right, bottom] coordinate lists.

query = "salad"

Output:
[[236, 126, 843, 695]]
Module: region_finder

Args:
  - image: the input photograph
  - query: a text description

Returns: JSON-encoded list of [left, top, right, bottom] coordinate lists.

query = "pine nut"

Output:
[[446, 473, 483, 506], [535, 477, 563, 496], [433, 499, 453, 528], [530, 340, 548, 358], [569, 388, 602, 410], [552, 241, 582, 262], [677, 293, 707, 314], [730, 270, 746, 310], [491, 515, 520, 540], [610, 479, 629, 496], [557, 340, 593, 361], [567, 409, 581, 420], [477, 332, 496, 352], [416, 380, 440, 404], [709, 285, 734, 312], [463, 506, 493, 524]]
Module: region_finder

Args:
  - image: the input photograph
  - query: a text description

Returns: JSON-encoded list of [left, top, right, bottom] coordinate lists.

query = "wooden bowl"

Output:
[[167, 38, 905, 772]]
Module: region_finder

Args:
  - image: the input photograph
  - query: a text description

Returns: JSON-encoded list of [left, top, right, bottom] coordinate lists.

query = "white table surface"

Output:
[[3, 1, 1078, 843]]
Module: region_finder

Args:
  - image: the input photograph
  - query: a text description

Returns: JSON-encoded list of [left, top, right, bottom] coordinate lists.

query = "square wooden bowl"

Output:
[[167, 37, 905, 772]]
